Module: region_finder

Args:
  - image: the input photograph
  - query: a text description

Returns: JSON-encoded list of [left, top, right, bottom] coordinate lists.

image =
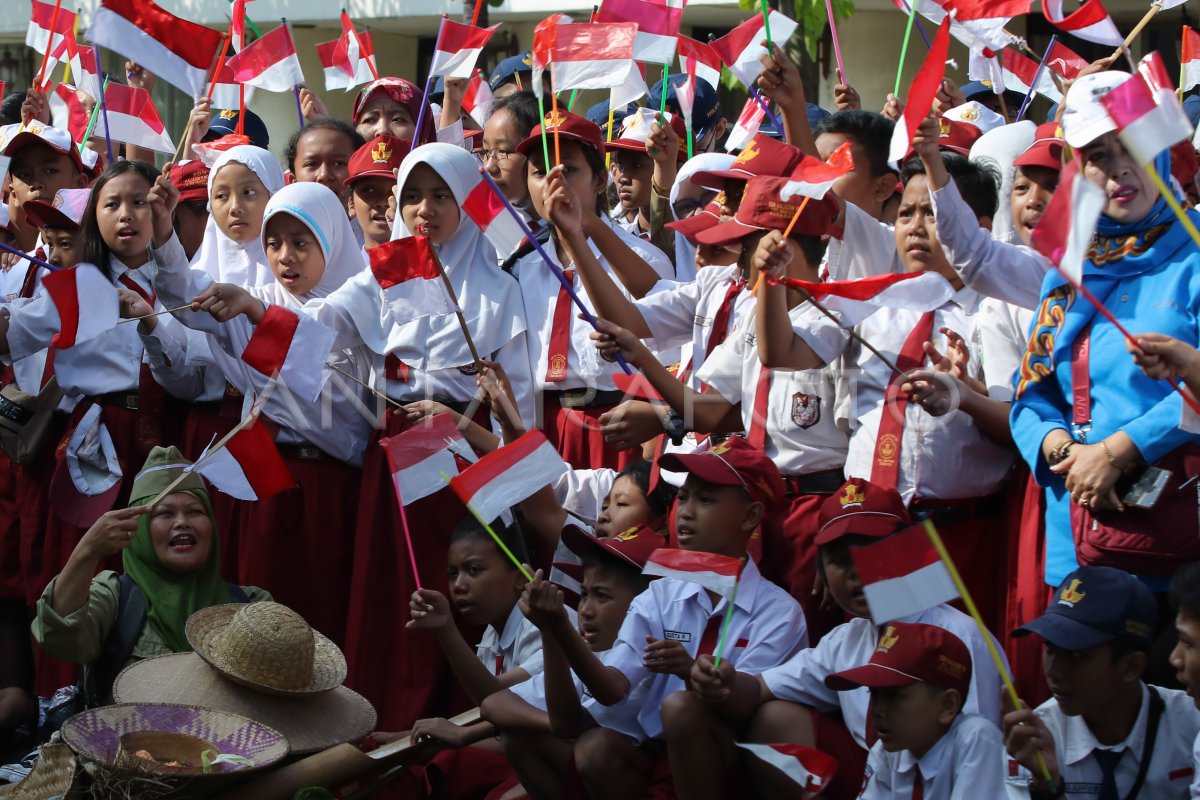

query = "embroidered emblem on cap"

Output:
[[839, 483, 865, 508], [544, 111, 567, 128], [220, 109, 238, 119], [371, 141, 393, 163], [733, 139, 761, 166], [938, 117, 952, 137], [1058, 578, 1086, 607], [709, 439, 733, 456], [877, 625, 900, 652], [959, 106, 981, 122], [614, 527, 640, 542]]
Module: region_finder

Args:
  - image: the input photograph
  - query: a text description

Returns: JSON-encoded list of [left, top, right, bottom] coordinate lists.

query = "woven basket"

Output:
[[0, 742, 77, 799]]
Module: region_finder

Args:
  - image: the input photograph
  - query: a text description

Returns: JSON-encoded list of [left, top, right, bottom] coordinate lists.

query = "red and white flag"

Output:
[[381, 413, 466, 505], [780, 143, 855, 201], [530, 14, 575, 89], [430, 20, 500, 80], [1100, 69, 1193, 167], [1042, 0, 1122, 46], [643, 549, 742, 598], [209, 57, 257, 111], [464, 175, 529, 257], [1044, 39, 1088, 81], [60, 35, 102, 101], [88, 0, 223, 97], [27, 0, 77, 62], [887, 16, 951, 169], [734, 744, 837, 798], [894, 0, 1027, 51], [724, 97, 765, 153], [463, 71, 494, 126], [100, 83, 175, 153], [539, 22, 640, 94], [42, 264, 119, 349], [240, 305, 337, 403], [449, 431, 568, 524], [317, 20, 376, 92], [677, 36, 723, 91], [226, 22, 305, 93], [49, 83, 89, 144], [676, 58, 697, 135], [711, 11, 799, 89], [774, 272, 957, 328], [369, 236, 456, 324], [597, 0, 687, 64], [1030, 161, 1104, 285], [970, 47, 1062, 103], [851, 524, 959, 625], [191, 421, 294, 501], [1186, 27, 1200, 93]]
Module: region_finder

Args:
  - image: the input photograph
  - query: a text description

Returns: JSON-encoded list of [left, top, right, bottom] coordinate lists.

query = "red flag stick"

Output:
[[205, 32, 231, 101]]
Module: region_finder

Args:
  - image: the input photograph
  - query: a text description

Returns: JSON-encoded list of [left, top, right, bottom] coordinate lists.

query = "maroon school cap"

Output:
[[556, 524, 665, 581], [1013, 122, 1066, 172], [345, 135, 409, 186], [695, 175, 839, 246], [171, 160, 211, 203], [658, 436, 785, 508], [0, 121, 87, 174], [665, 199, 723, 241], [825, 622, 972, 697], [814, 478, 912, 546], [516, 110, 604, 159], [689, 134, 806, 192], [24, 188, 89, 232]]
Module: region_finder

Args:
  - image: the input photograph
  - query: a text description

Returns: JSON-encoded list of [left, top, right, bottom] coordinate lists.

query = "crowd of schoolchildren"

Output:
[[0, 31, 1199, 800]]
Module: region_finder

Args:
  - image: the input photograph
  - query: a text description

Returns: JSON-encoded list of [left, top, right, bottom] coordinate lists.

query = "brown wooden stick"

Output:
[[329, 364, 405, 411], [428, 246, 485, 371], [1112, 1, 1162, 64], [117, 303, 194, 323]]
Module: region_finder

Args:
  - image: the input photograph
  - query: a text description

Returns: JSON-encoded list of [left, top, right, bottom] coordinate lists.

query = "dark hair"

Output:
[[1170, 562, 1200, 620], [813, 110, 896, 178], [790, 232, 829, 271], [284, 117, 366, 173], [490, 92, 541, 141], [0, 92, 26, 127], [81, 160, 160, 275], [900, 153, 999, 220], [615, 460, 677, 522], [449, 515, 531, 572], [1107, 636, 1150, 663], [581, 551, 651, 595]]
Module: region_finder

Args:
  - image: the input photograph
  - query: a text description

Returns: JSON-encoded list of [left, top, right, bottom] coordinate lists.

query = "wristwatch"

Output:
[[1028, 776, 1065, 800], [662, 410, 687, 446]]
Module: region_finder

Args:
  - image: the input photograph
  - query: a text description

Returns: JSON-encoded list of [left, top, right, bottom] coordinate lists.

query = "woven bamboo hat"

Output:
[[0, 743, 76, 798], [186, 602, 347, 695], [113, 653, 376, 754]]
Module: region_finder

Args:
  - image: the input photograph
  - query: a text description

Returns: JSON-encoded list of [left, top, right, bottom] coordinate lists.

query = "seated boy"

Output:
[[665, 477, 1008, 800], [533, 436, 807, 798], [1004, 566, 1200, 799], [827, 621, 1005, 798], [481, 525, 658, 799]]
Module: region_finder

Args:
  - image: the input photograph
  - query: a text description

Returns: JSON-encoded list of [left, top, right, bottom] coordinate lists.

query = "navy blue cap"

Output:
[[430, 76, 446, 104], [961, 81, 1024, 108], [585, 100, 633, 139], [649, 74, 723, 138], [1184, 95, 1200, 130], [1013, 566, 1157, 651], [806, 102, 831, 131], [489, 51, 533, 91], [207, 108, 269, 150]]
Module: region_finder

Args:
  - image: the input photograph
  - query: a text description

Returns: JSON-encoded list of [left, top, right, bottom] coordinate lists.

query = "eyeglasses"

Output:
[[473, 148, 520, 164]]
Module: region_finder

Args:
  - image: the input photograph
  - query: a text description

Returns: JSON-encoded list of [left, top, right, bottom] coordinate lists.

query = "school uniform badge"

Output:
[[790, 392, 820, 429]]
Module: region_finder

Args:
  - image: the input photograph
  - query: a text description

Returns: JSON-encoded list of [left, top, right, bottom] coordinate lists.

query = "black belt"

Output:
[[95, 392, 139, 411], [783, 468, 846, 496], [275, 442, 328, 461], [544, 388, 625, 410], [189, 400, 224, 415], [910, 493, 1005, 527]]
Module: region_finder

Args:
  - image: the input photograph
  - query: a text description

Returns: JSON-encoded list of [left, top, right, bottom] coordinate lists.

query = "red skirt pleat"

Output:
[[541, 397, 642, 471]]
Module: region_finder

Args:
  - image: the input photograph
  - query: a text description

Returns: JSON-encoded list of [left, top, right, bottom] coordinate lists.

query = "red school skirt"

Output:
[[541, 391, 643, 471]]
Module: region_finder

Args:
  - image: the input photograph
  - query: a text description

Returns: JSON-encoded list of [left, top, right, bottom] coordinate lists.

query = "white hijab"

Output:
[[251, 182, 367, 308], [189, 146, 285, 288], [671, 152, 735, 281]]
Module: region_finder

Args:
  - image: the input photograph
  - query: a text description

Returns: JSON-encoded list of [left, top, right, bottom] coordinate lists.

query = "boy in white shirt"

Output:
[[1167, 563, 1200, 798]]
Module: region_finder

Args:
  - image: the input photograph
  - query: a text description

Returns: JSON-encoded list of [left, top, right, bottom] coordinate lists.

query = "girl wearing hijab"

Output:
[[152, 182, 373, 647], [32, 446, 269, 704], [1012, 71, 1200, 601], [303, 142, 531, 730]]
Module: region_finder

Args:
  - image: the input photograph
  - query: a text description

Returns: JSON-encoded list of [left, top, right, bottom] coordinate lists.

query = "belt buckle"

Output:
[[297, 445, 320, 460], [122, 394, 139, 412], [560, 388, 592, 409]]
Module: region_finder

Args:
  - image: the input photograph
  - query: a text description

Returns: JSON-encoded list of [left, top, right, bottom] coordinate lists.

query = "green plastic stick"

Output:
[[894, 2, 917, 97], [535, 90, 552, 172], [78, 76, 110, 154], [759, 0, 773, 51], [711, 573, 741, 668], [441, 472, 534, 581]]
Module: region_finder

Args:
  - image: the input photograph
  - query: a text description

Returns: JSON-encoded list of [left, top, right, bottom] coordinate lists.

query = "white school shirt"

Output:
[[827, 288, 1014, 504], [978, 298, 1033, 404], [1191, 730, 1200, 798], [822, 202, 902, 282], [477, 604, 577, 680], [1005, 684, 1200, 799], [602, 558, 807, 741], [861, 713, 1005, 800], [511, 217, 673, 393], [760, 604, 1008, 748], [696, 305, 850, 477]]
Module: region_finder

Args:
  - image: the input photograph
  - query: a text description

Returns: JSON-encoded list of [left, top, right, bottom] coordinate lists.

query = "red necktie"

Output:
[[870, 311, 935, 490], [494, 655, 505, 676], [746, 366, 771, 449], [704, 279, 746, 359], [545, 269, 575, 383], [912, 767, 924, 800], [696, 614, 724, 657]]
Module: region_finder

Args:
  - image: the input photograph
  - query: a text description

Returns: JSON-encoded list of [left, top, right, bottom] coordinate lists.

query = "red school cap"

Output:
[[825, 621, 972, 697]]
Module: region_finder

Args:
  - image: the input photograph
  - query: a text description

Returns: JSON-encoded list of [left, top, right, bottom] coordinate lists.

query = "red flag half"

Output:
[[100, 83, 175, 153], [369, 236, 456, 323], [429, 21, 500, 80], [381, 413, 469, 505], [240, 305, 337, 403], [463, 179, 526, 257], [43, 264, 119, 349], [643, 549, 743, 597], [88, 0, 223, 97], [449, 430, 567, 524], [226, 22, 305, 93], [887, 16, 951, 169], [734, 744, 837, 798], [1042, 0, 1122, 46], [851, 524, 959, 625]]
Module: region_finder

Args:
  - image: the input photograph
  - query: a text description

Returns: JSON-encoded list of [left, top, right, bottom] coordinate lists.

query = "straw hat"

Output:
[[60, 703, 289, 777], [0, 743, 76, 798], [186, 602, 347, 695], [113, 653, 376, 754]]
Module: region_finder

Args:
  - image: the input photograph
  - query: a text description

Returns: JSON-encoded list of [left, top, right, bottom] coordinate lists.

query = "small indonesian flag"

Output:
[[463, 178, 527, 257], [1184, 27, 1200, 93], [61, 36, 102, 102], [210, 59, 257, 112], [711, 11, 799, 89], [1042, 0, 1122, 46], [893, 0, 1026, 51], [43, 264, 119, 349], [677, 36, 723, 91], [1045, 39, 1088, 81], [971, 47, 1062, 103], [780, 143, 855, 201], [734, 744, 837, 798], [190, 421, 294, 501], [530, 14, 575, 91], [774, 272, 957, 328], [643, 549, 743, 598], [449, 430, 568, 524], [676, 58, 697, 134], [851, 524, 959, 625], [100, 83, 175, 154], [49, 83, 90, 144], [463, 71, 494, 126], [27, 0, 77, 66], [229, 0, 252, 51], [317, 17, 376, 92], [88, 0, 224, 97], [1030, 161, 1104, 285], [381, 413, 466, 505], [541, 22, 641, 95], [1100, 70, 1194, 167], [430, 20, 500, 80], [369, 236, 456, 324], [226, 22, 305, 93], [724, 97, 765, 153], [240, 305, 337, 403], [887, 16, 951, 170], [597, 0, 687, 64]]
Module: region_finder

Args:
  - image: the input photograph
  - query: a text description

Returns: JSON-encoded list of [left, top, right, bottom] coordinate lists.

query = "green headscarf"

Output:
[[122, 447, 231, 653]]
